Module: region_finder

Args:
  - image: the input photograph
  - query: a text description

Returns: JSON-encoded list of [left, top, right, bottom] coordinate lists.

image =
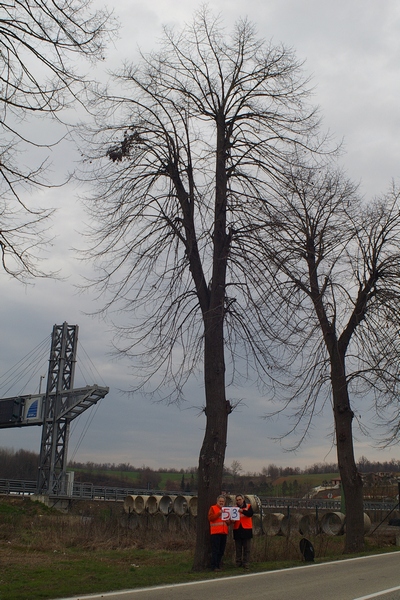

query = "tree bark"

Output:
[[193, 314, 229, 570], [331, 352, 364, 553], [192, 113, 231, 571], [307, 240, 365, 554]]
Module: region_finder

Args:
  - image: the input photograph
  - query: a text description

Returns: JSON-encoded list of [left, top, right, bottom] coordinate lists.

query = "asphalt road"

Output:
[[57, 552, 400, 600]]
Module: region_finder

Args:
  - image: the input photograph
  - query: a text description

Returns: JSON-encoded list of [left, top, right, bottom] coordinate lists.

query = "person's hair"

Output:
[[217, 494, 225, 501], [236, 494, 244, 501]]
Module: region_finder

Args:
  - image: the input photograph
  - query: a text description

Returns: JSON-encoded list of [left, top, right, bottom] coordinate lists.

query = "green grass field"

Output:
[[70, 467, 342, 494], [1, 495, 398, 600]]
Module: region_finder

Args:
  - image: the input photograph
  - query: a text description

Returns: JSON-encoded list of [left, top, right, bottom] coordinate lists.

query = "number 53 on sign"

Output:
[[222, 506, 240, 521]]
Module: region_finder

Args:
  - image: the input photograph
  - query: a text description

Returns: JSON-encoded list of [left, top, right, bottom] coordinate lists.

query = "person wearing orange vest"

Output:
[[233, 494, 253, 569], [208, 494, 230, 571]]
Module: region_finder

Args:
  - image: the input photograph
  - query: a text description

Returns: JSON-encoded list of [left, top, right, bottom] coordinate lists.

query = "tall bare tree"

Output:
[[259, 165, 400, 552], [0, 0, 114, 278], [79, 9, 323, 569]]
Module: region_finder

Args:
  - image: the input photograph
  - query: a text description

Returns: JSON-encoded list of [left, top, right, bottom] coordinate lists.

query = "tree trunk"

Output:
[[331, 355, 364, 553], [309, 246, 365, 554], [192, 312, 229, 570], [192, 111, 231, 571]]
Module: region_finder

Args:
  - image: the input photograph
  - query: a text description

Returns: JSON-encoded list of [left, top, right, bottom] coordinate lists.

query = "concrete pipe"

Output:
[[252, 514, 263, 536], [167, 513, 181, 533], [190, 515, 197, 531], [123, 495, 145, 514], [244, 495, 261, 514], [159, 495, 175, 515], [120, 513, 139, 529], [180, 513, 190, 532], [181, 513, 196, 533], [146, 495, 163, 515], [181, 514, 196, 531], [133, 495, 146, 515], [341, 513, 371, 534], [151, 512, 167, 532], [321, 512, 345, 536], [189, 496, 198, 516], [299, 514, 320, 536], [280, 513, 303, 537], [128, 513, 139, 530], [363, 513, 372, 534], [138, 513, 149, 529], [173, 495, 189, 516], [123, 495, 135, 514], [262, 513, 285, 536]]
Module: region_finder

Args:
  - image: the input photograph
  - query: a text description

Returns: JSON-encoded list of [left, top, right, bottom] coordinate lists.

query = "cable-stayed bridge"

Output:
[[0, 323, 109, 497]]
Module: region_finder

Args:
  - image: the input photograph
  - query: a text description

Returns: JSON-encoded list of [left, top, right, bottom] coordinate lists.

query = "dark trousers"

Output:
[[210, 533, 227, 569], [235, 537, 251, 566]]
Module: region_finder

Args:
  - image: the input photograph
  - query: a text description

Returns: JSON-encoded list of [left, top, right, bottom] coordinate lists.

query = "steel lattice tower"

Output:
[[37, 323, 79, 495], [0, 322, 109, 495]]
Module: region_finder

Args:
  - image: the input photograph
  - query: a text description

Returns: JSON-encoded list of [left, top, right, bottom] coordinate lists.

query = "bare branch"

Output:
[[0, 0, 116, 279]]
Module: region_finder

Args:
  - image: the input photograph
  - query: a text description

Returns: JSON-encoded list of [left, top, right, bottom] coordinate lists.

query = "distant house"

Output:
[[330, 478, 341, 487], [361, 472, 398, 485], [304, 484, 341, 500]]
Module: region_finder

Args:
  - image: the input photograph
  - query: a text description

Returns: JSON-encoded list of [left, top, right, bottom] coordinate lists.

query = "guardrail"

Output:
[[0, 480, 397, 512], [0, 479, 37, 496], [259, 497, 340, 511], [71, 483, 137, 501], [257, 496, 397, 512], [0, 479, 187, 501]]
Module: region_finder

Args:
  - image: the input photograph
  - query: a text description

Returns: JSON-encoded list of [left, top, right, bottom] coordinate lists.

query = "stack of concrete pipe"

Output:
[[123, 494, 197, 532], [123, 494, 371, 537], [122, 493, 260, 532], [267, 511, 371, 537]]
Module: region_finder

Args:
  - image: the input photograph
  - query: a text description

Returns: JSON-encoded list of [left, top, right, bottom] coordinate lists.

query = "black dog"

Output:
[[299, 538, 315, 562]]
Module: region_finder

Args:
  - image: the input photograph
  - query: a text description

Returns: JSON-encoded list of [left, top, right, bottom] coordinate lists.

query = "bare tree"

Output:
[[0, 0, 114, 278], [259, 164, 400, 552], [230, 460, 243, 486], [79, 9, 323, 569]]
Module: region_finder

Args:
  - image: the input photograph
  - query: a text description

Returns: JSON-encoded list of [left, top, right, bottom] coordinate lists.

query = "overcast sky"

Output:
[[1, 0, 400, 474]]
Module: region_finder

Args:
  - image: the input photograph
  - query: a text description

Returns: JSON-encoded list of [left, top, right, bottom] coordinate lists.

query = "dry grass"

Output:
[[0, 496, 196, 559], [1, 496, 397, 560]]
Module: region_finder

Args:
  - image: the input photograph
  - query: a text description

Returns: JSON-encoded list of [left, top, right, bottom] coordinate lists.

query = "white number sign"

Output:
[[222, 506, 240, 521]]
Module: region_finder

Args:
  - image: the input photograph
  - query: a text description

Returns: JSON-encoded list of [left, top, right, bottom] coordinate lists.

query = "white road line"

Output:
[[353, 586, 400, 600]]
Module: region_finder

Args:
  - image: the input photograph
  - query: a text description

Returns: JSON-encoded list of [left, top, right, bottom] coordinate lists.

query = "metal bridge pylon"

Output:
[[35, 323, 109, 496]]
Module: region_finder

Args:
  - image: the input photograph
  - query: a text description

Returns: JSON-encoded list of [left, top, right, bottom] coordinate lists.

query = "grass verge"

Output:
[[0, 496, 398, 600]]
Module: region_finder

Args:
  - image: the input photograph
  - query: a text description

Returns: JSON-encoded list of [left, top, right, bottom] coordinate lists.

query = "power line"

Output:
[[0, 336, 50, 397], [76, 343, 107, 387]]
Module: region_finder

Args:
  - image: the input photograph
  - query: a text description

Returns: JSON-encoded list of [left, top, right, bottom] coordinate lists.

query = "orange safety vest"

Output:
[[233, 503, 253, 530], [208, 504, 229, 535]]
